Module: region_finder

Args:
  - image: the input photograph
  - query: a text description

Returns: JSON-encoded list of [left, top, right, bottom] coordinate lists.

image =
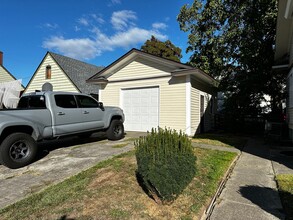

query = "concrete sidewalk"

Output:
[[209, 138, 286, 220]]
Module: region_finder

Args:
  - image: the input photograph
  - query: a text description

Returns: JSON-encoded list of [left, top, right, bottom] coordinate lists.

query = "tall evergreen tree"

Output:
[[178, 0, 283, 118], [141, 36, 182, 62]]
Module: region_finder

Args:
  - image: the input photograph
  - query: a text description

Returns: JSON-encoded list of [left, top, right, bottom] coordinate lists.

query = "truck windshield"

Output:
[[17, 95, 46, 109]]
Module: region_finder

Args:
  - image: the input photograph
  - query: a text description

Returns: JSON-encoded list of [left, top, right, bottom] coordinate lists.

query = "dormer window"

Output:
[[46, 65, 51, 79]]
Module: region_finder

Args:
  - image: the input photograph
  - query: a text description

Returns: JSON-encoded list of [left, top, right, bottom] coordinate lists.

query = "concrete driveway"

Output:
[[0, 132, 145, 210]]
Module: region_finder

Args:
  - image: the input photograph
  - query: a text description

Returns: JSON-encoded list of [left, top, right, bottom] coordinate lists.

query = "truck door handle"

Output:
[[83, 111, 89, 114], [57, 112, 65, 115]]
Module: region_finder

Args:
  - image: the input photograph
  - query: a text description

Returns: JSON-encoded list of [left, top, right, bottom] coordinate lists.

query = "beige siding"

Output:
[[101, 60, 187, 132], [190, 85, 200, 135], [0, 66, 16, 83], [101, 59, 216, 134], [25, 55, 79, 93], [190, 78, 215, 135], [108, 58, 170, 81]]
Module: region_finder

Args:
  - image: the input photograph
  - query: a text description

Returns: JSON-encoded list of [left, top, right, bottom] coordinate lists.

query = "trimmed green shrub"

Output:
[[135, 127, 197, 204]]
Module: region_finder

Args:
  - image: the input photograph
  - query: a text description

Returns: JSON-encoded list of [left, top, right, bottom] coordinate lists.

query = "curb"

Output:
[[200, 150, 242, 220]]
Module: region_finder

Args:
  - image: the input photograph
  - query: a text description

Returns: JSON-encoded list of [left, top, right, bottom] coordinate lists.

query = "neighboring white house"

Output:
[[0, 51, 25, 108], [274, 0, 293, 139], [87, 48, 218, 136], [25, 52, 103, 99], [0, 51, 25, 88]]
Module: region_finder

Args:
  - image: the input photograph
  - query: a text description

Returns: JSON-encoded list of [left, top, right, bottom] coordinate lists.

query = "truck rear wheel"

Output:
[[0, 133, 37, 169], [106, 120, 124, 140]]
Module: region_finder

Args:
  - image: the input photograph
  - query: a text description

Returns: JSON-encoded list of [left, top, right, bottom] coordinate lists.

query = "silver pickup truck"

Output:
[[0, 91, 125, 169]]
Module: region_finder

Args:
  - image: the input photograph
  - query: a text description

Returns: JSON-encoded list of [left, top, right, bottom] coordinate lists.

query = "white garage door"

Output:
[[122, 87, 159, 132]]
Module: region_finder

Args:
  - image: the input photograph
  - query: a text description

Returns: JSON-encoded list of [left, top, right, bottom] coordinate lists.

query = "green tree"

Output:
[[141, 36, 182, 62], [178, 0, 283, 118]]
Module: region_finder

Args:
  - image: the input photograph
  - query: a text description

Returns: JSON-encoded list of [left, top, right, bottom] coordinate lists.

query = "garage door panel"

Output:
[[122, 87, 159, 132], [149, 106, 158, 112], [141, 116, 149, 122]]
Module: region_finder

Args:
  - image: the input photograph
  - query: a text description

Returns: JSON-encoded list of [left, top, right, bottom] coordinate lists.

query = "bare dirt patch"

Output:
[[89, 168, 117, 188]]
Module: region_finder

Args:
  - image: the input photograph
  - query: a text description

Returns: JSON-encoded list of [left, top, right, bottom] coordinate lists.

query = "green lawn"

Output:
[[0, 148, 237, 220], [193, 133, 247, 149], [276, 174, 293, 220]]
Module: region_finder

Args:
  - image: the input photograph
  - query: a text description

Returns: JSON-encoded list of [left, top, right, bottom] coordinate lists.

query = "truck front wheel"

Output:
[[106, 120, 124, 140], [0, 133, 37, 169]]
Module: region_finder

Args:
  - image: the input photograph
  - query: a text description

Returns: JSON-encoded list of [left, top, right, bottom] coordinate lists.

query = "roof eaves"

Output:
[[171, 68, 219, 88], [86, 76, 109, 84], [24, 52, 51, 93], [88, 48, 193, 82], [87, 49, 139, 81], [135, 49, 193, 70]]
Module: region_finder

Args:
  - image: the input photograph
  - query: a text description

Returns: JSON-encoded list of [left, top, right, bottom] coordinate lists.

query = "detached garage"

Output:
[[87, 49, 218, 136]]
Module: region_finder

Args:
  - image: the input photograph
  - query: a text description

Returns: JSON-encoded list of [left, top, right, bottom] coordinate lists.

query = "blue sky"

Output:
[[1, 0, 193, 86]]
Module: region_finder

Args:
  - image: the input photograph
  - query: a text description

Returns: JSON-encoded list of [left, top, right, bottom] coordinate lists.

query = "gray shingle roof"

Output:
[[49, 52, 103, 94]]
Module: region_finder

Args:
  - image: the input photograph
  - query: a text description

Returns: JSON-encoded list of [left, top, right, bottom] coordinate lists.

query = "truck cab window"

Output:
[[18, 96, 46, 109], [76, 95, 99, 108], [55, 95, 77, 108]]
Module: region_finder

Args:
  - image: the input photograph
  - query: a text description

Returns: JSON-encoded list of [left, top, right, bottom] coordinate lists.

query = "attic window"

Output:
[[46, 65, 51, 79]]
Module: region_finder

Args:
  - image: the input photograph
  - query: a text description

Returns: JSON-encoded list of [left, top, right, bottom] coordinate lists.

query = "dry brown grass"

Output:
[[0, 149, 236, 220]]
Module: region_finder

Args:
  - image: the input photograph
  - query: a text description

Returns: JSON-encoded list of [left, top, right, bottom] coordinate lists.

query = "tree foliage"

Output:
[[141, 36, 182, 62], [178, 0, 283, 118]]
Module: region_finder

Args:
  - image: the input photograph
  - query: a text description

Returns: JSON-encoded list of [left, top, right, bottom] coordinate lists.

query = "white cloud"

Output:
[[108, 0, 121, 6], [91, 14, 105, 24], [42, 11, 168, 60], [152, 22, 167, 30], [41, 23, 58, 29], [43, 36, 99, 59], [111, 0, 121, 5], [74, 26, 81, 32], [76, 14, 105, 31], [103, 27, 167, 48], [111, 10, 137, 31], [78, 18, 89, 26]]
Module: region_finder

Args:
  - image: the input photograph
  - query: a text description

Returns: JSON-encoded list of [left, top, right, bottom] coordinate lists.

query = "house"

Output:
[[87, 48, 218, 135], [25, 52, 103, 99], [274, 0, 293, 139], [0, 51, 25, 89], [0, 51, 25, 108]]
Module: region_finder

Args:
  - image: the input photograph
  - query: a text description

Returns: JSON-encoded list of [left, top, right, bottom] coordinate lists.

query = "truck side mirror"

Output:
[[99, 102, 105, 111]]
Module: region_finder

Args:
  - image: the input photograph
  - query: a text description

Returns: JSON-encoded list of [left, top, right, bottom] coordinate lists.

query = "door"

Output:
[[53, 94, 83, 135], [75, 94, 104, 129], [122, 87, 159, 132]]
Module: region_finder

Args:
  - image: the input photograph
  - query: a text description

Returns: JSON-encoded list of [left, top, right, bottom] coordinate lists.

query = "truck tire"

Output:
[[106, 120, 124, 140], [0, 133, 37, 169]]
